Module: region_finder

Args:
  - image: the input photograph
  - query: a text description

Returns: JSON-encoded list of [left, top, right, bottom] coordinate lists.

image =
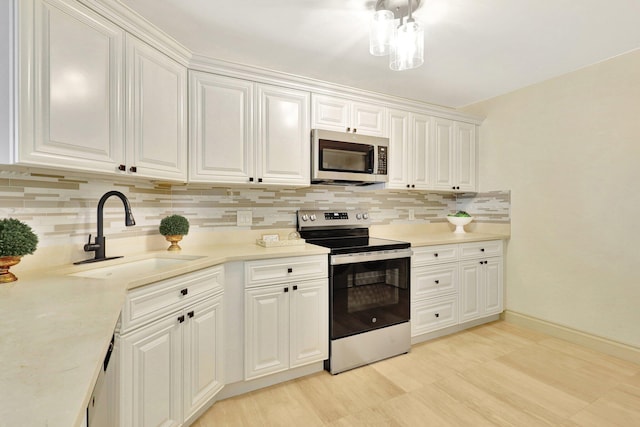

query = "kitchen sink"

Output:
[[70, 255, 205, 279]]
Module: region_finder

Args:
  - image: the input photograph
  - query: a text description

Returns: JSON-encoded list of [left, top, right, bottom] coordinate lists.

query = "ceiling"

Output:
[[118, 0, 640, 109]]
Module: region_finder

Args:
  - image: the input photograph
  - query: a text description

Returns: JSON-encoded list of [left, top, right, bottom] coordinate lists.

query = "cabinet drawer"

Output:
[[459, 240, 503, 260], [411, 295, 458, 336], [412, 263, 458, 300], [122, 265, 224, 332], [245, 255, 328, 287], [412, 244, 458, 266]]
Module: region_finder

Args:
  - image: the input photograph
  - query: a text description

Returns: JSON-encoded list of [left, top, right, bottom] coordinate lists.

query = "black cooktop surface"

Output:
[[304, 236, 410, 254]]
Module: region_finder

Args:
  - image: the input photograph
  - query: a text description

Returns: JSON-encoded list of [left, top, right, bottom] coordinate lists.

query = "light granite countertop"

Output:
[[0, 230, 507, 427]]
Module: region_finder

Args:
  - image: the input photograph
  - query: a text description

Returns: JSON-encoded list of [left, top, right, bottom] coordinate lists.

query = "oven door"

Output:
[[329, 250, 411, 340]]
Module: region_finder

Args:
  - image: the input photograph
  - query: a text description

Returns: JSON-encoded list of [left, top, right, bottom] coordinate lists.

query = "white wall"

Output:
[[462, 49, 640, 347]]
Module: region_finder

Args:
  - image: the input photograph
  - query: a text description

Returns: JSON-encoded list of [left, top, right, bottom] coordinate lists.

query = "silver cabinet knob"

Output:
[[363, 213, 369, 219], [356, 213, 362, 220], [310, 214, 317, 221], [301, 214, 309, 221]]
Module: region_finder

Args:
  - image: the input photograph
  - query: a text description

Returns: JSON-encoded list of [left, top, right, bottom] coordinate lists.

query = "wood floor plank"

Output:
[[435, 374, 557, 426], [194, 321, 640, 426], [498, 342, 633, 402]]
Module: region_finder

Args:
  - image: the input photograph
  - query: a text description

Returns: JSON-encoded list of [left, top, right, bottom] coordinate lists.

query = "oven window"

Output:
[[330, 257, 410, 339], [319, 139, 374, 174]]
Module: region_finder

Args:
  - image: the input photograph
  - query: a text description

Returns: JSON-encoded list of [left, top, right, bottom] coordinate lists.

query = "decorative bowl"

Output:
[[446, 216, 474, 234]]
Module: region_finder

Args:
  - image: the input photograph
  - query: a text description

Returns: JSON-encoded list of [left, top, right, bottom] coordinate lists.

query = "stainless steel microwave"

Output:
[[311, 129, 389, 185]]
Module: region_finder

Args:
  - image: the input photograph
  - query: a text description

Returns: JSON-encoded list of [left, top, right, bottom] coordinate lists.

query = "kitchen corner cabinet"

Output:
[[189, 72, 310, 186], [432, 118, 477, 192], [312, 94, 386, 137], [387, 109, 431, 190], [244, 255, 328, 380], [119, 266, 224, 427], [14, 0, 187, 180]]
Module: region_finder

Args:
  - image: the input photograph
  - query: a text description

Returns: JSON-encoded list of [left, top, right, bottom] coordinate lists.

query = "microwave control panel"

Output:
[[377, 146, 387, 174]]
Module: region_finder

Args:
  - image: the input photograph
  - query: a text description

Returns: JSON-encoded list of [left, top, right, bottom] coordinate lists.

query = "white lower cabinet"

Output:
[[120, 313, 183, 427], [119, 266, 224, 427], [244, 256, 328, 381], [459, 257, 503, 323], [411, 240, 503, 339], [411, 247, 460, 336], [412, 295, 458, 336]]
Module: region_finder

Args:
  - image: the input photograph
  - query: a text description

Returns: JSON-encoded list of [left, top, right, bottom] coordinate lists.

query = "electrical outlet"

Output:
[[408, 209, 415, 221], [237, 210, 252, 226]]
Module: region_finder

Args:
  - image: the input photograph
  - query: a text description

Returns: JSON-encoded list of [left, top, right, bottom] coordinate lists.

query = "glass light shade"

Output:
[[389, 20, 424, 71], [369, 10, 395, 56]]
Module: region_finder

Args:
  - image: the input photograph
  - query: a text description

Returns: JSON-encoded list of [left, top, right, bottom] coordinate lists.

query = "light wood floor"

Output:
[[193, 321, 640, 426]]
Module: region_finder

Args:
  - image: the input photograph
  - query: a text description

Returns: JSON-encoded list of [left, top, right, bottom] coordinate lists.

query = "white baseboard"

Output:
[[502, 310, 640, 364]]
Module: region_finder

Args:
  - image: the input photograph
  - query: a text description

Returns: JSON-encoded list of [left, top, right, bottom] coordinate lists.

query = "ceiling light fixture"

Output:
[[370, 0, 424, 71]]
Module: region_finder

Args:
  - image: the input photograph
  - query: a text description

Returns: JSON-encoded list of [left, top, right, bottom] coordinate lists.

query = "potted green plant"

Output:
[[0, 218, 39, 283], [159, 214, 190, 251], [446, 211, 474, 234]]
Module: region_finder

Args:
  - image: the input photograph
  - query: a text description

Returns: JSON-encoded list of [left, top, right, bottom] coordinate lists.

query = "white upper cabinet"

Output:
[[15, 0, 187, 180], [387, 109, 410, 188], [189, 72, 255, 184], [312, 94, 386, 137], [432, 118, 477, 192], [454, 121, 477, 192], [256, 84, 310, 186], [18, 0, 125, 171], [126, 35, 187, 181], [190, 73, 310, 186], [387, 109, 431, 190]]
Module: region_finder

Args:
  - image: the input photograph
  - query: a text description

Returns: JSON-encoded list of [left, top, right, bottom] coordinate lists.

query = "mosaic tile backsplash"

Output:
[[0, 168, 510, 248]]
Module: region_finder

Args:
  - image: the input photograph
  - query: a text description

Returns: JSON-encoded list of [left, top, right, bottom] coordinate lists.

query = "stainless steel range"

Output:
[[297, 210, 412, 374]]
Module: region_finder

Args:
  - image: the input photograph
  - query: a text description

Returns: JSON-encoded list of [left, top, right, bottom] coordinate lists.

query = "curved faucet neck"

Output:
[[96, 191, 135, 238]]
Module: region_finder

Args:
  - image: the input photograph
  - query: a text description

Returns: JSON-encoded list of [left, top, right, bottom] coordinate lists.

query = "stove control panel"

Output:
[[297, 210, 371, 228]]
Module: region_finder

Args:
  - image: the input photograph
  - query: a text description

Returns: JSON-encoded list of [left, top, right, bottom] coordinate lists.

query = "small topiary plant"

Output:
[[0, 218, 39, 257], [159, 215, 190, 236]]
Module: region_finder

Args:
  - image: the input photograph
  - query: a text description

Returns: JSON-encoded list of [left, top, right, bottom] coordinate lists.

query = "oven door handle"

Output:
[[330, 248, 413, 265]]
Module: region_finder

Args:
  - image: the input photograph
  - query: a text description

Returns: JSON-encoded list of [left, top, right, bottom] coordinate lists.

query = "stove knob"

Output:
[[310, 214, 317, 221], [363, 213, 369, 220], [301, 214, 309, 221], [356, 213, 362, 220]]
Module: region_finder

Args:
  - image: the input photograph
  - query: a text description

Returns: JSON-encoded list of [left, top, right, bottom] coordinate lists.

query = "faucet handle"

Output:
[[83, 234, 100, 252]]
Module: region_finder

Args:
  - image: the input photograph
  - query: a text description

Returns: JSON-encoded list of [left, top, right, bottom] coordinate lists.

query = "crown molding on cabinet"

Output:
[[76, 0, 193, 67], [190, 54, 484, 125], [76, 0, 482, 125]]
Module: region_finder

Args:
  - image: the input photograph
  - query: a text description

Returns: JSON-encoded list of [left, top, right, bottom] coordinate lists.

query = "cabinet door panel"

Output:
[[184, 295, 224, 419], [127, 36, 186, 180], [484, 258, 503, 315], [189, 72, 254, 183], [257, 85, 310, 185], [290, 279, 328, 368], [412, 113, 431, 189], [459, 262, 482, 322], [432, 118, 455, 190], [25, 0, 124, 171], [387, 109, 410, 189], [120, 316, 182, 427], [413, 263, 458, 299], [455, 122, 477, 191], [311, 95, 349, 132], [412, 295, 458, 336], [245, 285, 289, 379], [351, 102, 386, 136]]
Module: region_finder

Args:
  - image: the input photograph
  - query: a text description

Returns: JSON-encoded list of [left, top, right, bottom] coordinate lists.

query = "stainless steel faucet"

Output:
[[74, 191, 136, 265]]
